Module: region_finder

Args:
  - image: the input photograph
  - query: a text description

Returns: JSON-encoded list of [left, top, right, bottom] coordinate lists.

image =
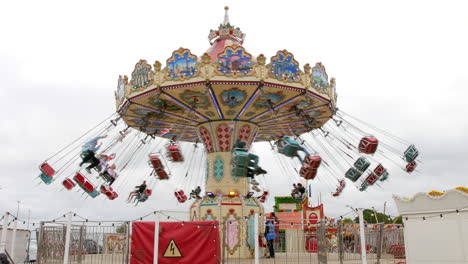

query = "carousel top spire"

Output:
[[208, 7, 245, 45], [223, 6, 230, 25]]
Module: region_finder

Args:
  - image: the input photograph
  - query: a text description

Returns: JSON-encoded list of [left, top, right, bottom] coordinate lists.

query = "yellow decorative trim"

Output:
[[455, 186, 468, 193], [427, 190, 445, 196]]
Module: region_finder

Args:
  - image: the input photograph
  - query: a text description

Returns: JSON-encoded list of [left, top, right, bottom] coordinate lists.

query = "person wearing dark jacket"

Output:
[[264, 217, 277, 258]]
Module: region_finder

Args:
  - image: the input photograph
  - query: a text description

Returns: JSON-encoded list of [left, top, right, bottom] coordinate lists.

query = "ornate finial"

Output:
[[224, 6, 230, 25], [304, 63, 311, 74], [201, 53, 211, 64], [208, 7, 245, 44], [257, 54, 266, 65], [153, 61, 162, 71]]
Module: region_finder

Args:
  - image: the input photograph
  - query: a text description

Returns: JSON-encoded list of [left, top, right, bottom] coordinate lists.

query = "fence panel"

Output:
[[38, 221, 129, 264]]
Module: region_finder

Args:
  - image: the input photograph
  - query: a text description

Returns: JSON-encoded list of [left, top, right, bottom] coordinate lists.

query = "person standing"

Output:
[[264, 217, 277, 258]]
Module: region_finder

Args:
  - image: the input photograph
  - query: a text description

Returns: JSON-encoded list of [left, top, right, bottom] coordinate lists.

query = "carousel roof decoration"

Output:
[[36, 7, 422, 204]]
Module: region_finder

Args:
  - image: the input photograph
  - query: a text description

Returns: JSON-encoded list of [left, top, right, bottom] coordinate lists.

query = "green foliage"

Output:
[[353, 209, 395, 224], [342, 218, 354, 224], [116, 223, 127, 234]]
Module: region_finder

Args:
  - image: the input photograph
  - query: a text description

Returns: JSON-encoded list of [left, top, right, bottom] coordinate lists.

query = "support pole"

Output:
[[254, 213, 259, 264], [63, 212, 72, 264], [358, 209, 368, 264], [153, 219, 160, 264], [10, 219, 17, 262], [0, 212, 9, 253]]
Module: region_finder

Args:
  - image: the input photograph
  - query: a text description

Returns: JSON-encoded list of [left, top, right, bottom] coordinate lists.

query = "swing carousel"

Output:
[[36, 7, 421, 258]]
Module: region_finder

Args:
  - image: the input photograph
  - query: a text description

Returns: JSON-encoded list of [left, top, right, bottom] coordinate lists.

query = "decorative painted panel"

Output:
[[247, 215, 255, 252], [238, 125, 251, 144], [311, 62, 329, 92], [253, 91, 284, 109], [180, 90, 211, 109], [269, 50, 301, 82], [165, 48, 198, 79], [116, 75, 126, 102], [225, 214, 240, 255], [221, 88, 246, 107], [199, 126, 214, 152], [148, 95, 184, 112], [217, 46, 253, 76], [131, 60, 153, 89], [214, 157, 224, 182], [217, 124, 231, 151]]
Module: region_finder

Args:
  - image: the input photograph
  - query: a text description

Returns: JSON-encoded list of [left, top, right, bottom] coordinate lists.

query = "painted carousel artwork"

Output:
[[166, 48, 198, 79], [270, 50, 301, 82], [37, 6, 421, 260], [218, 47, 252, 75], [312, 62, 329, 92]]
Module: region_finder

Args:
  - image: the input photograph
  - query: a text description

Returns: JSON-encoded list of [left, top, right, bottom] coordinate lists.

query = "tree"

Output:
[[342, 218, 354, 224], [116, 223, 127, 234], [353, 209, 395, 224]]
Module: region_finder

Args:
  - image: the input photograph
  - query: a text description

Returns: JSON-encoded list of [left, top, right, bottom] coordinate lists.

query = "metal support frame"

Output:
[[358, 208, 368, 264], [63, 212, 72, 264], [10, 219, 17, 262], [0, 212, 9, 253]]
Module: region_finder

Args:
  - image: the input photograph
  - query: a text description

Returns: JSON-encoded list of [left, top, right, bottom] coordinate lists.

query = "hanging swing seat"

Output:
[[304, 155, 322, 169], [174, 190, 188, 203], [40, 162, 56, 177], [38, 162, 56, 185], [148, 154, 164, 170], [365, 172, 379, 185], [62, 178, 76, 190], [155, 169, 169, 180], [232, 165, 255, 178], [39, 172, 53, 185], [373, 164, 387, 176], [257, 191, 269, 203], [405, 161, 417, 173], [354, 157, 370, 172], [100, 185, 118, 200], [299, 165, 318, 180], [404, 145, 419, 162], [359, 181, 369, 192], [137, 189, 152, 202], [332, 179, 346, 197], [99, 171, 114, 183], [73, 172, 100, 198], [359, 137, 378, 154], [233, 149, 259, 168], [278, 137, 303, 157], [345, 168, 363, 182], [167, 144, 184, 162], [379, 171, 390, 182]]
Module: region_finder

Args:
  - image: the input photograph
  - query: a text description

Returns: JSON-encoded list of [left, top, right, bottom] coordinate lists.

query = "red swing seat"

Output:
[[83, 181, 95, 193], [300, 166, 318, 180], [304, 155, 321, 169], [258, 191, 269, 203], [174, 190, 187, 203], [62, 178, 76, 190], [148, 154, 164, 170], [365, 172, 379, 185], [359, 137, 378, 154], [73, 173, 86, 185], [167, 144, 184, 162], [405, 161, 417, 173], [40, 162, 56, 177], [373, 164, 386, 176]]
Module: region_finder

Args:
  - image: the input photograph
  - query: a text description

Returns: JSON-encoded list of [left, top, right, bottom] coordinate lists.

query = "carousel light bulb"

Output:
[[228, 190, 237, 197]]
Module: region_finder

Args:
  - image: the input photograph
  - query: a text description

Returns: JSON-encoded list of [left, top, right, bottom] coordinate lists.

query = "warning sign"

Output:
[[163, 239, 183, 258]]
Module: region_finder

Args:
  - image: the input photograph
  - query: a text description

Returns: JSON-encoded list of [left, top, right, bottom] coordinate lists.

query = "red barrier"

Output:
[[130, 221, 220, 264]]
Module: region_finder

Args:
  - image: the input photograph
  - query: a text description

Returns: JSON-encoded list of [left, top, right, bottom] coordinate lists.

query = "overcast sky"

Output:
[[1, 0, 467, 228]]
